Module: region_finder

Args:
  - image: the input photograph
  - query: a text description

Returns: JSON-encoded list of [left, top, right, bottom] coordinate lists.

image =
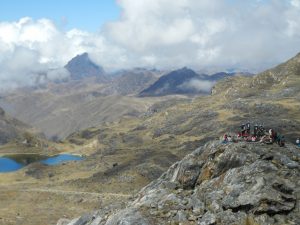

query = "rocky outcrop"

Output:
[[60, 141, 300, 225]]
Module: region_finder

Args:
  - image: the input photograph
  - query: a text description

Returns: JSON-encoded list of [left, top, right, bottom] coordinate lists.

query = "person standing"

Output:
[[254, 124, 259, 137], [241, 123, 246, 136], [246, 122, 251, 136]]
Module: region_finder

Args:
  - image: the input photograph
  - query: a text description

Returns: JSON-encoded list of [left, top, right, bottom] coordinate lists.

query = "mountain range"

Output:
[[0, 53, 236, 139]]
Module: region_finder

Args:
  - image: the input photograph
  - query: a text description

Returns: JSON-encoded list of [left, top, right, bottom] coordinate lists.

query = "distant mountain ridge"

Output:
[[139, 67, 236, 97], [64, 53, 107, 82]]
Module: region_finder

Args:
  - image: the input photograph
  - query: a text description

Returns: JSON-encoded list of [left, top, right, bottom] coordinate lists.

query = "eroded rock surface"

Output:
[[61, 141, 300, 225]]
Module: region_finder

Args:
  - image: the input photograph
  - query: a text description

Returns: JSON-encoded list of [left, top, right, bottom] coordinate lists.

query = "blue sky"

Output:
[[0, 0, 121, 32]]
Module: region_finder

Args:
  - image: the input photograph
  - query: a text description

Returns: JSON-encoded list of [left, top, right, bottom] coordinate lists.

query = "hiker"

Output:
[[296, 138, 300, 147], [258, 124, 265, 137], [269, 129, 277, 143], [251, 136, 257, 142], [246, 122, 251, 135], [222, 134, 228, 143], [240, 124, 246, 136], [227, 135, 233, 142], [254, 124, 259, 137], [277, 135, 285, 147]]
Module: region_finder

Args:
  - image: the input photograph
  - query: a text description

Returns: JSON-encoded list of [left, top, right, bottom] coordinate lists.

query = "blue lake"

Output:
[[0, 157, 23, 173], [41, 154, 83, 165], [0, 154, 83, 173]]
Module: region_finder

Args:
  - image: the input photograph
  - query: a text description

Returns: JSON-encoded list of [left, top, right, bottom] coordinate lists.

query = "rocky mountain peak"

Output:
[[60, 140, 300, 225], [64, 53, 107, 81]]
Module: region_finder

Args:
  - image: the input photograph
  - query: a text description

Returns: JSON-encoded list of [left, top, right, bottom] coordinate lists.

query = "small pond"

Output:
[[0, 154, 83, 173]]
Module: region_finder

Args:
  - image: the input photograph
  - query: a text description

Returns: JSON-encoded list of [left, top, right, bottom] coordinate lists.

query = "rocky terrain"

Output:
[[60, 140, 300, 225]]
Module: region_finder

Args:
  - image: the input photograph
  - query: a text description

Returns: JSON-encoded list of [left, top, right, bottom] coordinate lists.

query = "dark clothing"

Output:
[[246, 123, 250, 135], [241, 124, 246, 136], [270, 131, 277, 143], [258, 125, 265, 137], [277, 135, 285, 147], [254, 125, 258, 137]]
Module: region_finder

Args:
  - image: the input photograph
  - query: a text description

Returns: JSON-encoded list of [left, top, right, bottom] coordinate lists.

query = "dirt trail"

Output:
[[22, 188, 130, 198]]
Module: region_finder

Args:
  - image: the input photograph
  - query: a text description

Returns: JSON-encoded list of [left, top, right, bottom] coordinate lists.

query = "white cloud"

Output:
[[291, 0, 300, 7], [0, 0, 300, 91], [47, 68, 70, 81], [179, 79, 215, 93]]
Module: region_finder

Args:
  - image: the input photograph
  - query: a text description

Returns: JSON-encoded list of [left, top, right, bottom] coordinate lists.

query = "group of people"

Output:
[[238, 122, 267, 141], [222, 122, 286, 147]]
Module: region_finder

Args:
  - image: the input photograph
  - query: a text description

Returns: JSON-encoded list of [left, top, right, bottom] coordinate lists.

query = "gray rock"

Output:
[[57, 219, 72, 225], [174, 211, 187, 222], [198, 212, 216, 225], [105, 208, 150, 225]]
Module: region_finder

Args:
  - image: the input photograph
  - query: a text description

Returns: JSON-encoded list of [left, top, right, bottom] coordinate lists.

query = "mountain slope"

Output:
[[65, 53, 107, 82], [139, 67, 203, 96], [0, 106, 39, 145], [0, 86, 162, 139], [139, 68, 236, 97], [101, 68, 160, 95]]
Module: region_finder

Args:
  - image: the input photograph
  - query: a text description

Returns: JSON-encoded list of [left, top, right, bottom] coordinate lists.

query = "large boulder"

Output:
[[60, 141, 300, 225]]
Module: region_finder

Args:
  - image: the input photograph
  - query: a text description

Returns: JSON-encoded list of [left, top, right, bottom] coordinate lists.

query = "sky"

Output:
[[0, 0, 121, 32], [1, 0, 300, 90]]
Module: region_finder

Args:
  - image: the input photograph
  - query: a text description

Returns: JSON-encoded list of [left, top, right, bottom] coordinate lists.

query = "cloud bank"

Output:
[[180, 79, 215, 93], [1, 0, 300, 90]]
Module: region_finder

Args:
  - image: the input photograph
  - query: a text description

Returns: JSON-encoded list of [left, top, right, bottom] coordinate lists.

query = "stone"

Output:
[[174, 211, 187, 222], [198, 212, 216, 225]]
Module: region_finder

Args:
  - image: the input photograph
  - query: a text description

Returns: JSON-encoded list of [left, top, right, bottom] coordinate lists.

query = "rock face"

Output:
[[65, 53, 107, 82], [61, 141, 300, 225]]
